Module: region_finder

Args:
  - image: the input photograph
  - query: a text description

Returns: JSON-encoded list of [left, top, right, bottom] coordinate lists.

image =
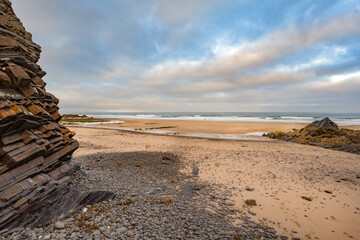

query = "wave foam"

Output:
[[86, 114, 360, 126]]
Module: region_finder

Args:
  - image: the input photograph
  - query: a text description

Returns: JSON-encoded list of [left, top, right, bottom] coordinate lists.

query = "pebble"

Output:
[[224, 202, 234, 206], [192, 167, 199, 176], [54, 222, 65, 229], [214, 195, 226, 200], [117, 227, 127, 233], [182, 182, 195, 200], [148, 187, 162, 195], [24, 229, 34, 236], [248, 223, 257, 228], [248, 210, 256, 216], [56, 233, 67, 239], [127, 230, 134, 237], [64, 217, 75, 223], [245, 199, 257, 206]]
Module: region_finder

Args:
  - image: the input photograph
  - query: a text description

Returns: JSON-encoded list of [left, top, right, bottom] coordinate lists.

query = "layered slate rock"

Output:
[[0, 0, 114, 229], [265, 118, 360, 154]]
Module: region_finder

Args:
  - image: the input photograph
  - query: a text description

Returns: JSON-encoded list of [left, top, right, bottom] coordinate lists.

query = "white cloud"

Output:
[[127, 12, 360, 87], [330, 70, 360, 83], [297, 70, 360, 93], [11, 0, 360, 113]]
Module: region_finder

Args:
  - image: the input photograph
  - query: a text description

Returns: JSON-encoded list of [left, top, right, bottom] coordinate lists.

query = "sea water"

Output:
[[85, 112, 360, 126]]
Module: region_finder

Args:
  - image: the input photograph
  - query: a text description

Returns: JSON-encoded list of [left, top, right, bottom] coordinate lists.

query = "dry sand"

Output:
[[71, 122, 360, 240]]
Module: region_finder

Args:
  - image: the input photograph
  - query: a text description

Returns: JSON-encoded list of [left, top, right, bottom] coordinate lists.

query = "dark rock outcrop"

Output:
[[308, 117, 339, 130], [2, 184, 115, 229], [265, 118, 360, 154], [0, 0, 114, 230]]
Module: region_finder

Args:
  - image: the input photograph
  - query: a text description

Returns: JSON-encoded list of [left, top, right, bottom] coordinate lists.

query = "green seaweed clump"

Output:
[[116, 199, 137, 206]]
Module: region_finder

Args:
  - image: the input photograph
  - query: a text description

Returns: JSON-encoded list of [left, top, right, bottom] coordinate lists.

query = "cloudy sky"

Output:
[[12, 0, 360, 113]]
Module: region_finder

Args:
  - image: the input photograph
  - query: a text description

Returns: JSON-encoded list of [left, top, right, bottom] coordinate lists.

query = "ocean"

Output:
[[86, 112, 360, 126]]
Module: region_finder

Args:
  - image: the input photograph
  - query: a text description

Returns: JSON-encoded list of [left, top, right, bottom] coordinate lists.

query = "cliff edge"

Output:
[[0, 0, 114, 230]]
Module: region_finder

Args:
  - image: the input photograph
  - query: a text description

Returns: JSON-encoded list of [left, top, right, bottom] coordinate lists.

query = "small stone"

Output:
[[64, 217, 75, 223], [56, 234, 67, 239], [248, 223, 257, 228], [245, 199, 257, 206], [70, 233, 78, 239], [24, 230, 34, 236], [248, 210, 256, 216], [224, 202, 234, 206], [148, 187, 162, 195], [214, 195, 226, 200], [192, 167, 199, 176], [182, 182, 195, 200], [127, 230, 134, 237], [93, 230, 101, 236], [54, 221, 65, 229], [245, 187, 254, 191], [117, 227, 127, 233]]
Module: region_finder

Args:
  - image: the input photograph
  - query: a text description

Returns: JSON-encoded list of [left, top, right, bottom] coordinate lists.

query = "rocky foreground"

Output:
[[1, 128, 303, 240], [0, 161, 284, 240], [265, 118, 360, 154], [1, 126, 357, 240]]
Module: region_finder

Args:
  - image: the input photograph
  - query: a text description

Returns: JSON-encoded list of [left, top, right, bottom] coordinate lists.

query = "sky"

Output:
[[12, 0, 360, 113]]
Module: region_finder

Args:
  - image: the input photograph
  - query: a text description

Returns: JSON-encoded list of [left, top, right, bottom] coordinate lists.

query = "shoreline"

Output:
[[67, 125, 276, 142], [62, 118, 360, 140]]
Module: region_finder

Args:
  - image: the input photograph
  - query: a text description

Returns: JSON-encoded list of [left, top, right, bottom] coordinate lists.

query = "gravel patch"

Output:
[[1, 143, 297, 240]]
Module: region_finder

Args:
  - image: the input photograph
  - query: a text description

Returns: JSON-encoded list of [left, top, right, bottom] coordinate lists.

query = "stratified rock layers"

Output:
[[0, 0, 114, 229]]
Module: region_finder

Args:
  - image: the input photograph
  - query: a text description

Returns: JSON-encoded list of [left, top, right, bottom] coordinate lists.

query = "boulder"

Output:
[[308, 117, 339, 130], [300, 117, 340, 136]]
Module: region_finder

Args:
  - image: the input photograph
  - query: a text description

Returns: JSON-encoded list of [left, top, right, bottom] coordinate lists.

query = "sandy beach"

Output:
[[2, 0, 360, 239], [98, 119, 360, 135], [70, 124, 360, 240]]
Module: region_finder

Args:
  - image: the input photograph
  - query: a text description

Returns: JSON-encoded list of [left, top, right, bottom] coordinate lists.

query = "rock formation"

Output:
[[265, 118, 360, 154], [0, 0, 114, 230]]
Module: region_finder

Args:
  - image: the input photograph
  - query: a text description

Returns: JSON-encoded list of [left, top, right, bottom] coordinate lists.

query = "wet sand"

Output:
[[71, 126, 360, 240], [99, 119, 360, 134]]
